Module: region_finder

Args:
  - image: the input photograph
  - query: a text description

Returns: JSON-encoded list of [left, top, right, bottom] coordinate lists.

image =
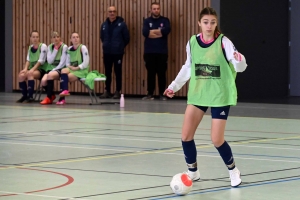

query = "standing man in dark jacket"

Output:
[[100, 6, 130, 99], [142, 2, 171, 100]]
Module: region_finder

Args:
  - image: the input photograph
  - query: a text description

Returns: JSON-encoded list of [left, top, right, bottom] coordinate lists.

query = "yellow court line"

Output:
[[1, 135, 300, 171]]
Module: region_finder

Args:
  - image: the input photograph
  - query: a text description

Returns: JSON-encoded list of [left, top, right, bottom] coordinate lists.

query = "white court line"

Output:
[[160, 152, 300, 164], [0, 190, 89, 199], [236, 105, 300, 111], [29, 134, 180, 143], [0, 131, 187, 144], [0, 130, 27, 134], [0, 141, 299, 164], [53, 135, 180, 143], [0, 141, 133, 152], [1, 132, 299, 151], [232, 144, 300, 151], [1, 131, 300, 149]]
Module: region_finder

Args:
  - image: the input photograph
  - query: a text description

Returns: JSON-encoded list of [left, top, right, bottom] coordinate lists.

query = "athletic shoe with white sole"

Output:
[[186, 170, 200, 181], [229, 167, 242, 187]]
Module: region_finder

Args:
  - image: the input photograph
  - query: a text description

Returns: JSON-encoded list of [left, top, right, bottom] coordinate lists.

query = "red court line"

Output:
[[0, 167, 74, 197]]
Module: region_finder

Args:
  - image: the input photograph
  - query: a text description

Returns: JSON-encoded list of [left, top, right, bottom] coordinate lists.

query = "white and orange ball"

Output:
[[170, 173, 193, 195]]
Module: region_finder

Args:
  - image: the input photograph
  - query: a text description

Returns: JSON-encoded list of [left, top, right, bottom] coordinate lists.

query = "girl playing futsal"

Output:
[[164, 7, 247, 187]]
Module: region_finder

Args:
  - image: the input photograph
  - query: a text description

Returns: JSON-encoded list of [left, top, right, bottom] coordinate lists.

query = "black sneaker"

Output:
[[142, 95, 154, 100], [25, 97, 34, 103], [159, 95, 167, 101], [16, 96, 27, 103], [112, 91, 120, 99], [99, 91, 111, 99]]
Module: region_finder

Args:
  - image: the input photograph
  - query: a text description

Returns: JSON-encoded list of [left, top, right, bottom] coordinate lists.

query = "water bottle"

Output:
[[120, 94, 125, 108]]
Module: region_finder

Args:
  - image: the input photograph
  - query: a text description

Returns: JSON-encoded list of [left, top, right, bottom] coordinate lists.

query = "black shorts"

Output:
[[27, 68, 50, 80], [38, 69, 52, 80], [193, 105, 230, 120], [51, 69, 62, 76]]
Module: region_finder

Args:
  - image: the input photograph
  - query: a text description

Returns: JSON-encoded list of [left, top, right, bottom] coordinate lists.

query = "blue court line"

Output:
[[193, 150, 300, 160], [151, 177, 300, 199], [0, 138, 157, 150]]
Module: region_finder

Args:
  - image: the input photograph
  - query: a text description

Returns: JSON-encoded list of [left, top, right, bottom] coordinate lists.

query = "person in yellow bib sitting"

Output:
[[57, 32, 90, 105], [40, 31, 68, 105], [16, 30, 48, 103]]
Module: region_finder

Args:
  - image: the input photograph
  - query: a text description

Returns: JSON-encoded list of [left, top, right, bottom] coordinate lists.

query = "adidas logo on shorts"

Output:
[[220, 111, 226, 115]]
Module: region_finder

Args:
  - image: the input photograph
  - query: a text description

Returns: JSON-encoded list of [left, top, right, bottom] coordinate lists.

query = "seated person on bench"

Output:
[[57, 32, 90, 105], [40, 31, 68, 105], [16, 30, 48, 103]]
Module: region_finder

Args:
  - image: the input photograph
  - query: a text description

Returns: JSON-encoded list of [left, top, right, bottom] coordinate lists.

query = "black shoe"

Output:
[[159, 95, 167, 101], [112, 91, 121, 99], [25, 97, 34, 103], [16, 96, 27, 103], [142, 94, 154, 100], [99, 91, 111, 99]]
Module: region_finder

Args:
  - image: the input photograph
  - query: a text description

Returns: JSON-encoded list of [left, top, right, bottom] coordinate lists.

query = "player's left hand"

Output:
[[68, 66, 79, 71]]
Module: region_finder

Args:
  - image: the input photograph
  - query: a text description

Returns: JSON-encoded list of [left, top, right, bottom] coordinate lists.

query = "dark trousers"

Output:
[[144, 53, 168, 95], [103, 54, 123, 93]]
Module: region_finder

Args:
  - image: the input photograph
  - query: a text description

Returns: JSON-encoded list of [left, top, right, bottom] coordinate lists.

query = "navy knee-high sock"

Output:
[[27, 80, 35, 98], [182, 140, 198, 172], [47, 80, 54, 98], [59, 79, 63, 92], [216, 141, 235, 170], [19, 81, 27, 97], [61, 74, 69, 91]]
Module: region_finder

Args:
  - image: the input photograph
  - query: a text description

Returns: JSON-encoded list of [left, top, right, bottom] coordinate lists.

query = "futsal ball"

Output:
[[170, 173, 193, 195]]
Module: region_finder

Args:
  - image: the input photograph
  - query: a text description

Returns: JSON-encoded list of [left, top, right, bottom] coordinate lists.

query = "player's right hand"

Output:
[[163, 89, 175, 98]]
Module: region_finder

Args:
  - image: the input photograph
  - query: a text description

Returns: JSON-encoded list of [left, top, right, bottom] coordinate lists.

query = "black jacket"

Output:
[[142, 16, 171, 54], [100, 17, 130, 54]]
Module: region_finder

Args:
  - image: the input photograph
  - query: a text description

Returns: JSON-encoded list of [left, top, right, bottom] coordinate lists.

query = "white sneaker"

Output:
[[186, 170, 200, 181], [229, 167, 242, 187]]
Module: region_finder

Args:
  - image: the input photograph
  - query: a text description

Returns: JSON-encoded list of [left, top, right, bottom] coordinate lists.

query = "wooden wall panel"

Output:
[[12, 0, 211, 97]]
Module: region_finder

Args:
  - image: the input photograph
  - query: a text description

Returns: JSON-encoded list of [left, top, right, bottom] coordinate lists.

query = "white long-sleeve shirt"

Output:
[[47, 44, 68, 71], [26, 43, 47, 65], [66, 45, 89, 69], [168, 35, 247, 92]]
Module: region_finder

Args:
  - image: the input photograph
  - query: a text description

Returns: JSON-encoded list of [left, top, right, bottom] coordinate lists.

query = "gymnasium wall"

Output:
[[220, 0, 289, 99], [0, 0, 5, 92], [290, 0, 300, 96], [11, 0, 211, 96]]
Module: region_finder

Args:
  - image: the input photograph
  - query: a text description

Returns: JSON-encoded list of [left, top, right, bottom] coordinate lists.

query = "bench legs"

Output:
[[33, 81, 43, 102], [79, 80, 119, 105]]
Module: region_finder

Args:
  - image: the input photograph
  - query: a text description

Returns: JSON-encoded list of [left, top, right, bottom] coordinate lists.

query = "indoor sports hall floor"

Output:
[[0, 92, 300, 200]]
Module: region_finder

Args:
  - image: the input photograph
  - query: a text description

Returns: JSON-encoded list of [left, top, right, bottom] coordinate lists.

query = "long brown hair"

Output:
[[199, 7, 221, 39]]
